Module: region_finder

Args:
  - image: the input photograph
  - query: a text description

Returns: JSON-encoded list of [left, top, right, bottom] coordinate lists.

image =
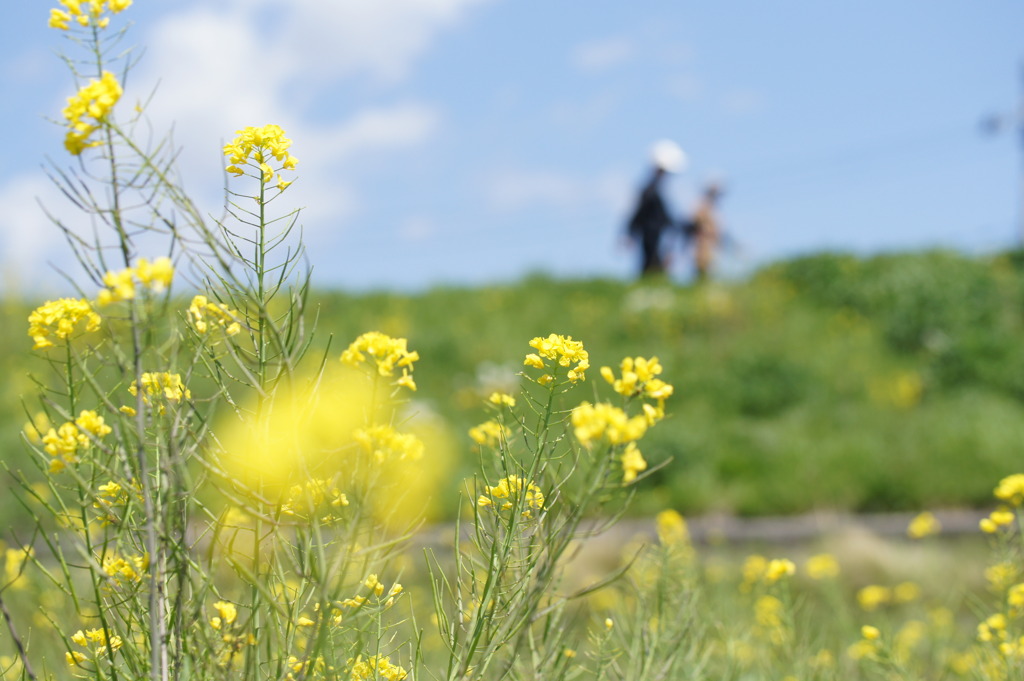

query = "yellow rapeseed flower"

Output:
[[187, 295, 242, 336], [655, 509, 688, 546], [49, 0, 131, 31], [468, 419, 509, 447], [764, 558, 796, 583], [129, 372, 191, 404], [27, 298, 101, 349], [61, 71, 122, 155], [571, 401, 647, 447], [620, 441, 647, 484], [97, 257, 174, 305], [477, 475, 545, 515], [341, 331, 419, 390], [805, 553, 840, 580], [995, 474, 1024, 506], [857, 585, 892, 612], [222, 124, 299, 186], [525, 334, 589, 381], [907, 511, 941, 538]]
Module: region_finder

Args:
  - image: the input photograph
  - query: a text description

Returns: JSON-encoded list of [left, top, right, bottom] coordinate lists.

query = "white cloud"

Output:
[[484, 168, 631, 215], [571, 37, 633, 73], [0, 174, 74, 285]]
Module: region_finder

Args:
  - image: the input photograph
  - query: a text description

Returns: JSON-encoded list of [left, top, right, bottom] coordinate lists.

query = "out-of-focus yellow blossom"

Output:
[[894, 620, 927, 664], [41, 410, 112, 473], [754, 595, 789, 645], [525, 334, 589, 381], [620, 442, 647, 483], [66, 651, 87, 666], [69, 627, 121, 656], [477, 475, 544, 515], [809, 649, 835, 670], [341, 331, 419, 390], [101, 553, 146, 585], [468, 419, 509, 447], [353, 424, 424, 462], [604, 618, 614, 630], [600, 356, 674, 407], [49, 0, 131, 31], [978, 613, 1008, 643], [487, 392, 516, 408], [280, 478, 349, 524], [129, 372, 190, 404], [61, 71, 122, 155], [907, 511, 941, 538], [847, 626, 881, 661], [4, 547, 33, 590], [857, 585, 892, 612], [995, 474, 1024, 506], [571, 402, 647, 447], [296, 616, 315, 627], [97, 257, 174, 306], [223, 124, 299, 184], [980, 507, 1015, 533], [805, 553, 840, 580], [23, 412, 51, 444], [764, 558, 796, 583], [27, 298, 101, 349], [893, 581, 920, 603], [210, 601, 237, 630], [187, 295, 242, 336], [655, 509, 688, 546], [740, 554, 767, 591], [348, 654, 408, 681], [986, 561, 1019, 592], [1009, 583, 1024, 611]]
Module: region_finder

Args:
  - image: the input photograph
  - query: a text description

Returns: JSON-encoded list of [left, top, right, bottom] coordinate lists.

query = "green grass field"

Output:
[[6, 248, 1024, 525]]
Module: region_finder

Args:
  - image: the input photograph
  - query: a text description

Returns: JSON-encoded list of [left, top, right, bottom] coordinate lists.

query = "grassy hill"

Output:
[[5, 248, 1024, 523]]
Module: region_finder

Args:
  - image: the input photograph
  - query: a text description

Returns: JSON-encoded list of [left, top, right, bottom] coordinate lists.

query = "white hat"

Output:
[[650, 139, 687, 173]]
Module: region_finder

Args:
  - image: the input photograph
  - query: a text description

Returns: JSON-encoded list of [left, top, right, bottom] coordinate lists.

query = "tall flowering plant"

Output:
[[9, 5, 686, 681]]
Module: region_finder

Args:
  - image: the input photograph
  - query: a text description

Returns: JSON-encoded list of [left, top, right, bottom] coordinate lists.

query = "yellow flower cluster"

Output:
[[223, 124, 299, 190], [280, 478, 349, 524], [209, 601, 237, 630], [856, 582, 919, 611], [187, 295, 242, 336], [477, 475, 545, 515], [61, 71, 122, 155], [340, 331, 419, 390], [27, 298, 101, 349], [97, 257, 174, 305], [571, 402, 647, 447], [754, 595, 790, 645], [848, 625, 881, 660], [66, 628, 123, 666], [620, 442, 647, 484], [524, 333, 589, 384], [600, 356, 673, 400], [41, 410, 112, 473], [488, 391, 516, 407], [129, 372, 191, 404], [49, 0, 132, 31], [101, 553, 146, 585], [655, 509, 688, 546], [907, 511, 941, 538], [995, 474, 1024, 506], [804, 553, 840, 580], [353, 424, 424, 462], [4, 547, 33, 591], [348, 654, 408, 681], [468, 419, 510, 447]]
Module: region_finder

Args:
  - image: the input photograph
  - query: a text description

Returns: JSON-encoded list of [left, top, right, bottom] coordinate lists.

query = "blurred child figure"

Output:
[[625, 140, 686, 278], [683, 181, 725, 282]]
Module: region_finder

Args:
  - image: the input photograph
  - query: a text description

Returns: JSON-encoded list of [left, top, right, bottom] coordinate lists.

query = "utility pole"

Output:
[[981, 59, 1024, 244]]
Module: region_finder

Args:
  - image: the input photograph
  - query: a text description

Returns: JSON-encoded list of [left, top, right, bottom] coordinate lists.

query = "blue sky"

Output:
[[3, 1, 1023, 293]]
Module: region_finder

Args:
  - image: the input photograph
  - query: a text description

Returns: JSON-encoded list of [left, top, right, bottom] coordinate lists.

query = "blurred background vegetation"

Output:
[[6, 248, 1024, 525]]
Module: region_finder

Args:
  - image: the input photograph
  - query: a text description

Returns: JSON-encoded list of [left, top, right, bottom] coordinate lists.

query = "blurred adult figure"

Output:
[[684, 181, 724, 282], [626, 140, 686, 278]]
